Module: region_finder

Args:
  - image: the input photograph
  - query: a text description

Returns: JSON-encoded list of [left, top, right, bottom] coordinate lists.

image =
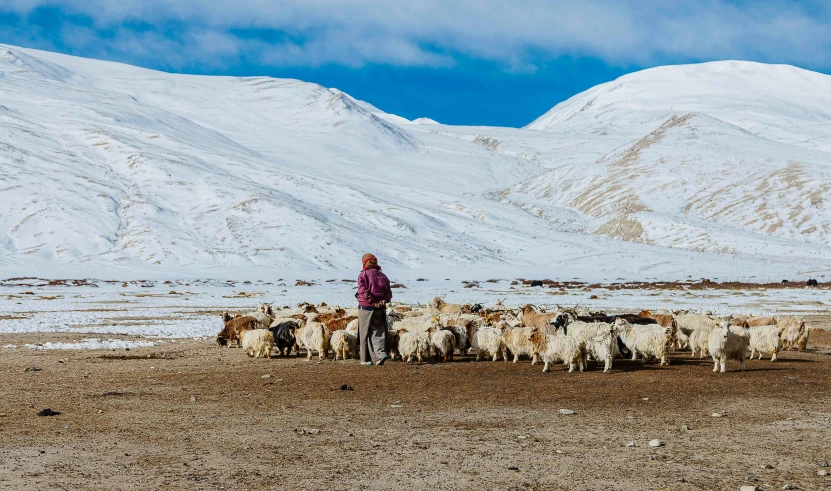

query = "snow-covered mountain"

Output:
[[0, 45, 829, 281]]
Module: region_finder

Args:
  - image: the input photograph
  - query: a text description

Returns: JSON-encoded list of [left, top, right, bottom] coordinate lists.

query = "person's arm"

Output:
[[356, 271, 372, 304], [370, 273, 392, 307], [381, 274, 393, 303]]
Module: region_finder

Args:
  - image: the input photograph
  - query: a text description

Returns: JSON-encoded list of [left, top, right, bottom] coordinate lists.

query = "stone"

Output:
[[627, 442, 636, 447], [711, 413, 723, 418], [740, 486, 758, 491], [680, 424, 690, 431], [745, 474, 757, 482], [559, 409, 576, 415], [819, 469, 829, 477], [24, 366, 41, 372], [261, 374, 272, 379], [821, 461, 829, 467], [649, 439, 663, 447], [676, 478, 685, 483], [37, 408, 60, 417], [762, 464, 773, 469], [296, 428, 320, 435]]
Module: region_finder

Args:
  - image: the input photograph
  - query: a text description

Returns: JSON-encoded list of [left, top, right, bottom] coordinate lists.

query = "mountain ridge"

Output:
[[1, 45, 829, 280]]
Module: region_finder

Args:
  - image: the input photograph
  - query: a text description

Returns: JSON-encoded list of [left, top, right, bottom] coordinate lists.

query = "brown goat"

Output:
[[639, 310, 677, 329], [747, 316, 777, 327], [518, 305, 557, 329], [217, 315, 259, 347], [324, 316, 359, 332], [429, 297, 463, 315]]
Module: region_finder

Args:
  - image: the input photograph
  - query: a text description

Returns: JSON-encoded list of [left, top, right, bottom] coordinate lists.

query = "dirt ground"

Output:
[[1, 321, 830, 490]]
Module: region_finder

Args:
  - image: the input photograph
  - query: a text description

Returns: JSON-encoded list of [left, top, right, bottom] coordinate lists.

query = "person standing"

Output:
[[356, 253, 392, 366]]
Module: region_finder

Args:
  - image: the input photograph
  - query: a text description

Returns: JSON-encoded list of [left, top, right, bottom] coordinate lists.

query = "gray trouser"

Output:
[[358, 308, 388, 363]]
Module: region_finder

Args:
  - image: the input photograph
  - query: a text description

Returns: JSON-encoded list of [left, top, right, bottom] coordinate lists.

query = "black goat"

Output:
[[269, 321, 299, 356]]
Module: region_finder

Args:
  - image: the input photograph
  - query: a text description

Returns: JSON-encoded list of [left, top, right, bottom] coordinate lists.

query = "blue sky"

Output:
[[2, 1, 830, 127]]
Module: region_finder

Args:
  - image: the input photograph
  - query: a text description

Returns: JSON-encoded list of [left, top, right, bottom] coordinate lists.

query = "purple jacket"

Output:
[[356, 268, 392, 307]]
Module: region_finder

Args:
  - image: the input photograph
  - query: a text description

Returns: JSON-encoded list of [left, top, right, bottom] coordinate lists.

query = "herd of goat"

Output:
[[216, 298, 810, 373]]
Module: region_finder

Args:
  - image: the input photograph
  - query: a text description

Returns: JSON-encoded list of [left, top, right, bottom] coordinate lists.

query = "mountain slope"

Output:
[[410, 61, 831, 272], [0, 47, 829, 280]]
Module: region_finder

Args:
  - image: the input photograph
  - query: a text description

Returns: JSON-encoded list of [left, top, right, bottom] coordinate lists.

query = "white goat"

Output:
[[330, 329, 358, 360], [777, 316, 806, 351], [470, 327, 509, 362], [708, 321, 750, 373], [241, 329, 274, 359], [428, 328, 457, 362], [677, 314, 719, 357], [398, 329, 431, 363], [301, 322, 331, 361], [529, 329, 583, 373], [563, 321, 617, 373], [616, 319, 672, 366], [503, 326, 539, 364], [748, 325, 783, 361]]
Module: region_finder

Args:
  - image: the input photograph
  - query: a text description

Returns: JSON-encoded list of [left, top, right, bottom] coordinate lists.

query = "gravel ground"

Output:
[[1, 323, 830, 490]]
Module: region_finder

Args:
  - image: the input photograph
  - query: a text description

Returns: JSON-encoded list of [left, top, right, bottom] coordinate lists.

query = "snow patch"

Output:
[[25, 338, 158, 351]]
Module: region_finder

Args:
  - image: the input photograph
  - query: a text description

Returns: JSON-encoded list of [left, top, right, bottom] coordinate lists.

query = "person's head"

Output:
[[362, 253, 379, 270]]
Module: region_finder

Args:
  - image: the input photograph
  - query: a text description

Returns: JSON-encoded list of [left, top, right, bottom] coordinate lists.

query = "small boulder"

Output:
[[37, 408, 60, 417], [559, 409, 576, 415], [24, 366, 41, 372], [711, 413, 723, 418], [819, 469, 829, 477], [740, 486, 758, 491], [648, 439, 663, 447]]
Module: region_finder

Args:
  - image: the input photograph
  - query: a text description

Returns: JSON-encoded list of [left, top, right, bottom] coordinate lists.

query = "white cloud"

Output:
[[2, 0, 831, 71]]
